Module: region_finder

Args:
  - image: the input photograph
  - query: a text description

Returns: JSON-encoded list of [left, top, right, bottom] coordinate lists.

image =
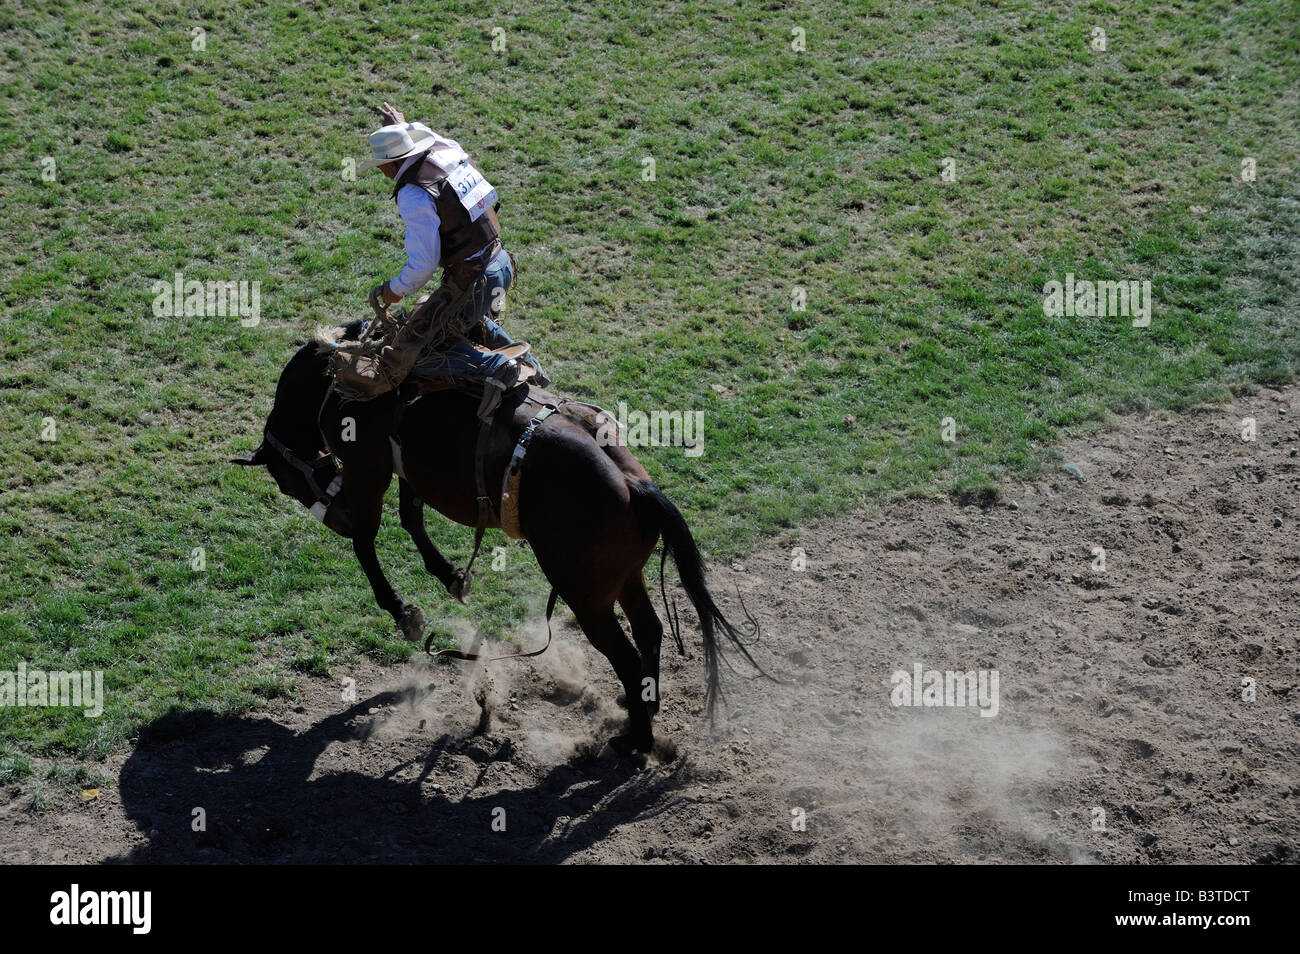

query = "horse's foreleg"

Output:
[[397, 478, 468, 600], [349, 482, 426, 642]]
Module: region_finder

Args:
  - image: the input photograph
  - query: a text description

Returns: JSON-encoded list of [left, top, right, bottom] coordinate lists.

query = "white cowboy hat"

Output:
[[358, 123, 437, 172]]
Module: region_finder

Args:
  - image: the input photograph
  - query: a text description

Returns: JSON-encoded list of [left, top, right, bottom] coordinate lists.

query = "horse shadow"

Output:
[[111, 689, 690, 864]]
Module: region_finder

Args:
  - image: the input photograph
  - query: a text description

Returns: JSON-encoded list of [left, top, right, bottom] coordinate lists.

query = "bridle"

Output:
[[262, 429, 342, 522]]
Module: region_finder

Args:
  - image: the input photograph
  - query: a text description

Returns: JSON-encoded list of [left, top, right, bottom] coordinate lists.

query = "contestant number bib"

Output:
[[446, 161, 497, 222]]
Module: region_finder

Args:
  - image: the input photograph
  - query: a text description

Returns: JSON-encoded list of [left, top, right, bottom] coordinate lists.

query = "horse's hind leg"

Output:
[[572, 605, 654, 754], [619, 573, 663, 716], [397, 478, 469, 601]]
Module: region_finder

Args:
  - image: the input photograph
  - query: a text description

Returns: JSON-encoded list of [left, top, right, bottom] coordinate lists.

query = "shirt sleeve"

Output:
[[389, 184, 441, 297]]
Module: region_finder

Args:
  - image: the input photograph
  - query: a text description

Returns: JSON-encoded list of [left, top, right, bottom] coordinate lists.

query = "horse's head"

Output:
[[232, 324, 365, 538]]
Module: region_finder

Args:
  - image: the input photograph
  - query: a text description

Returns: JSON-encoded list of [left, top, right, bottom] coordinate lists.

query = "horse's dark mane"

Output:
[[269, 321, 366, 443], [289, 319, 366, 357]]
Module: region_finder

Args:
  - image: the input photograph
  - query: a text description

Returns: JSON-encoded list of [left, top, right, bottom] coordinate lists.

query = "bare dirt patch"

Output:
[[2, 387, 1297, 863]]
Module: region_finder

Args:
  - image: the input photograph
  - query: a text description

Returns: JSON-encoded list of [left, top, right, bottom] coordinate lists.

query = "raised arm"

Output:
[[373, 101, 406, 126]]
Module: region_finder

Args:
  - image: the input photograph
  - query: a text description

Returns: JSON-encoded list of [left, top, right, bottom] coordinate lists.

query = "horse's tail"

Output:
[[629, 479, 766, 720]]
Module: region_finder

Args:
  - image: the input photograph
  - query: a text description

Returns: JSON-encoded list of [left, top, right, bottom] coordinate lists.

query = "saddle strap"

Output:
[[458, 410, 496, 584], [500, 404, 557, 539]]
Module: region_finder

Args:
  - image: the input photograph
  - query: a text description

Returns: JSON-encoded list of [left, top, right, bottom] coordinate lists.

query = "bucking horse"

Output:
[[232, 321, 762, 753]]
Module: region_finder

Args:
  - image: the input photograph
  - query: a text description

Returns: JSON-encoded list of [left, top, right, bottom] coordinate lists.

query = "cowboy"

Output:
[[332, 102, 547, 399]]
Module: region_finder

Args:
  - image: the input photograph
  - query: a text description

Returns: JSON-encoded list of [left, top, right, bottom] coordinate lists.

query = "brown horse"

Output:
[[233, 322, 760, 753]]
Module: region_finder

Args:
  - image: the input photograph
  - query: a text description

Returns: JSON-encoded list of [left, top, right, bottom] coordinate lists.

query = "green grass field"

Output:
[[1, 0, 1296, 787]]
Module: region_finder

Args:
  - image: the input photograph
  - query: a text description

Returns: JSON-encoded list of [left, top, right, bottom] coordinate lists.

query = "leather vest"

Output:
[[392, 155, 501, 266]]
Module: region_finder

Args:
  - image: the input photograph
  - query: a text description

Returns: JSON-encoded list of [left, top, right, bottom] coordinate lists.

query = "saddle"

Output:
[[328, 310, 607, 600]]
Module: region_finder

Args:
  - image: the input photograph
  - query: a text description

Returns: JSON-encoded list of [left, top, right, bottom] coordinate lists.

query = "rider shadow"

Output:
[[112, 690, 690, 864]]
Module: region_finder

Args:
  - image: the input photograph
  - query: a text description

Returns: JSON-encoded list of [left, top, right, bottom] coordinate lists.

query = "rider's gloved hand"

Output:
[[369, 281, 403, 314], [373, 102, 406, 126]]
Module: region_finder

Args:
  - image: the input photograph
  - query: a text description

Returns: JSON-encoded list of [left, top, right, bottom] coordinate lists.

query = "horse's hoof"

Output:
[[398, 605, 426, 642], [609, 731, 653, 756], [618, 689, 658, 715], [450, 569, 472, 605]]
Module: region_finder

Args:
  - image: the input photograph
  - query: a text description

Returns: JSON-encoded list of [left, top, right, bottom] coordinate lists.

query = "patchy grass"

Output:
[[0, 0, 1296, 761]]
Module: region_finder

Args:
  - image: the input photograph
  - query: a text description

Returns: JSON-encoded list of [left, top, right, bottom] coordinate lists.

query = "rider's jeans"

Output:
[[461, 246, 547, 380]]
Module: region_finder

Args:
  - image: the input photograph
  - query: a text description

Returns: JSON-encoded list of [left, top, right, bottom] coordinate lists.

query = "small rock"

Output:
[[1051, 809, 1062, 820], [1274, 518, 1282, 528], [1229, 837, 1239, 846]]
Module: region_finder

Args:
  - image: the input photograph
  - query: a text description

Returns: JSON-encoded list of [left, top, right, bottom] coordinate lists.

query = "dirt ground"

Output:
[[3, 386, 1297, 864]]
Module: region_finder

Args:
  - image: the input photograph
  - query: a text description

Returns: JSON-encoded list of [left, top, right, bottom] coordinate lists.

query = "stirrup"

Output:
[[475, 361, 522, 421]]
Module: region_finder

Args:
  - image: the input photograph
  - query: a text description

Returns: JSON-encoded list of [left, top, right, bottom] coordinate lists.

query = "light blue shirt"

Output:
[[389, 178, 442, 297], [388, 146, 442, 297]]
